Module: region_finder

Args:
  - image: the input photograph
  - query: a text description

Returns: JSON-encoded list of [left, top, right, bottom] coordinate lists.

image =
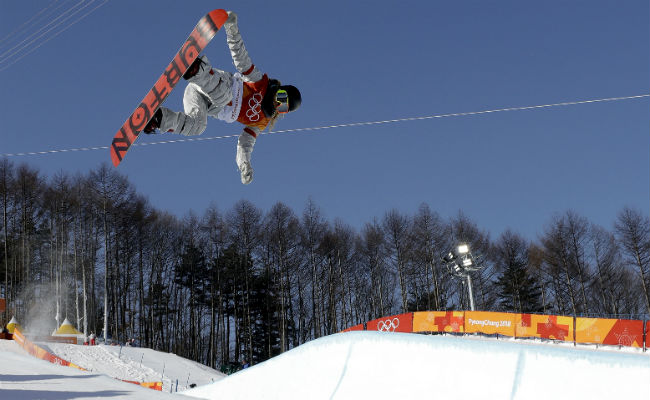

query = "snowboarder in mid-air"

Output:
[[143, 11, 302, 185]]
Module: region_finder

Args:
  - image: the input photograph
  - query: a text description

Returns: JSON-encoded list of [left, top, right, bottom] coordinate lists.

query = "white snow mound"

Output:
[[184, 331, 650, 400], [45, 342, 225, 392]]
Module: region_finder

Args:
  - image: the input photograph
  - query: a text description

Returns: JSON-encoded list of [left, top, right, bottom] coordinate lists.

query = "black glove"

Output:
[[143, 109, 162, 134]]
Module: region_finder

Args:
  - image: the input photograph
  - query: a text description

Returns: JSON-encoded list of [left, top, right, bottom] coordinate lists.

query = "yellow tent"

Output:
[[6, 316, 21, 334], [54, 318, 82, 335]]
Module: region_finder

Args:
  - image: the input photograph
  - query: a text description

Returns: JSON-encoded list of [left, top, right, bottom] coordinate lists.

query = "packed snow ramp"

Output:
[[185, 331, 650, 400]]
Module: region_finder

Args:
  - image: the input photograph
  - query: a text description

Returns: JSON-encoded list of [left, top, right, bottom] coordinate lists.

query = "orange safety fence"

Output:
[[575, 317, 644, 348], [142, 381, 163, 391], [413, 311, 465, 333], [122, 380, 164, 391], [516, 314, 574, 342], [13, 328, 162, 390], [366, 313, 413, 333], [12, 328, 80, 369]]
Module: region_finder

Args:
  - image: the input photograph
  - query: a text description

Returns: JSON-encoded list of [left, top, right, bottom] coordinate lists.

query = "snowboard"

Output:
[[110, 9, 228, 167]]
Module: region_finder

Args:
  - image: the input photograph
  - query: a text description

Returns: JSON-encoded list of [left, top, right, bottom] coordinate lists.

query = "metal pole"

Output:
[[466, 274, 475, 311]]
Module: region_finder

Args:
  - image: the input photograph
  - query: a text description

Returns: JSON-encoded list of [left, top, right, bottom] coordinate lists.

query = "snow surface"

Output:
[[0, 339, 224, 398], [0, 338, 28, 356], [0, 340, 182, 399], [45, 342, 225, 392], [2, 332, 650, 399], [184, 331, 650, 400]]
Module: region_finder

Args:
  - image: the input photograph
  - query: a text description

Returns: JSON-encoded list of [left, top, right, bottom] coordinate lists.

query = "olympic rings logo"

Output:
[[377, 317, 400, 332], [245, 93, 263, 122]]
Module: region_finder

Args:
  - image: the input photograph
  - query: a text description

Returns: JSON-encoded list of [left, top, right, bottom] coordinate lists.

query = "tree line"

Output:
[[0, 159, 648, 368]]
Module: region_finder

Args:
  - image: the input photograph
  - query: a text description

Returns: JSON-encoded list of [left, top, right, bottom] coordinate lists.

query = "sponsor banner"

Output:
[[30, 335, 78, 344], [45, 351, 71, 367], [413, 311, 465, 333], [366, 313, 413, 333], [465, 311, 516, 337], [576, 318, 643, 348], [341, 323, 364, 332], [516, 314, 573, 342]]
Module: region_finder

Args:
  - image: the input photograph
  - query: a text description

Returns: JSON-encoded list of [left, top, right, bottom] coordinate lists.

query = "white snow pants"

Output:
[[159, 83, 219, 136], [158, 56, 233, 136]]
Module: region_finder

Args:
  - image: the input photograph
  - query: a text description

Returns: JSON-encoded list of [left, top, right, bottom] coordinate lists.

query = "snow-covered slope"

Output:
[[184, 331, 650, 400], [45, 342, 225, 392], [3, 332, 650, 399], [0, 340, 182, 399], [0, 338, 28, 356]]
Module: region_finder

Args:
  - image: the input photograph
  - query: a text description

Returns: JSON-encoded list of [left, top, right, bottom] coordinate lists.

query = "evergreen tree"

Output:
[[247, 271, 282, 363], [494, 230, 543, 313], [174, 243, 209, 360], [214, 244, 283, 365]]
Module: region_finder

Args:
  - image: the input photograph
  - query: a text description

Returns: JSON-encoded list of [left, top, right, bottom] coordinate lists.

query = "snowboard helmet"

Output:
[[262, 81, 302, 117], [277, 85, 301, 113]]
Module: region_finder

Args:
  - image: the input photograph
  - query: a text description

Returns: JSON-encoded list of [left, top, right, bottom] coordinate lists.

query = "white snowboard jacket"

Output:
[[159, 14, 273, 183], [177, 16, 269, 177], [215, 18, 267, 174]]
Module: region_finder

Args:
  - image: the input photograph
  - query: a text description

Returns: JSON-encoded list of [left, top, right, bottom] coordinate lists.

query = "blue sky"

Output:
[[0, 0, 648, 240]]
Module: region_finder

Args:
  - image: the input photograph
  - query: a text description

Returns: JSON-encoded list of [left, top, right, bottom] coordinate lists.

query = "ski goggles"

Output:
[[275, 89, 290, 114]]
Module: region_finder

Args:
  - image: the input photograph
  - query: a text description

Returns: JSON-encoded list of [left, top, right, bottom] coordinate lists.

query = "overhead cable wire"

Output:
[[0, 0, 109, 72], [1, 94, 648, 159], [0, 0, 86, 62], [0, 0, 63, 48]]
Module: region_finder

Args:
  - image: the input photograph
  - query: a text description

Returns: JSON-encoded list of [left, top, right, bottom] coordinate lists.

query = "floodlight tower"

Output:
[[442, 243, 481, 311]]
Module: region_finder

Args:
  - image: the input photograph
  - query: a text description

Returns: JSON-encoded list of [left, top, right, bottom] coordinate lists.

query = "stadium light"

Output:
[[443, 252, 455, 264], [441, 243, 481, 311], [457, 244, 469, 255]]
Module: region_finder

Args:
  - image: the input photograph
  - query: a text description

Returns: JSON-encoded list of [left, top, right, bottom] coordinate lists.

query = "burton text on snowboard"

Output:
[[110, 9, 228, 166]]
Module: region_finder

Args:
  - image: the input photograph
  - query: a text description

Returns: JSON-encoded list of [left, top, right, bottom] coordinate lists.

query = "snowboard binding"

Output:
[[143, 109, 163, 134]]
